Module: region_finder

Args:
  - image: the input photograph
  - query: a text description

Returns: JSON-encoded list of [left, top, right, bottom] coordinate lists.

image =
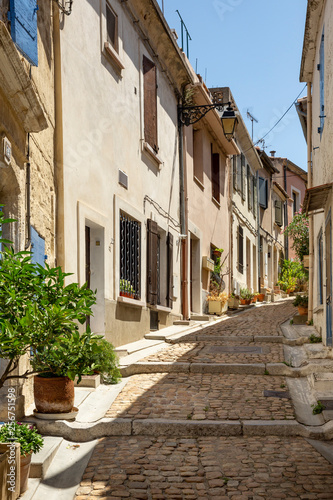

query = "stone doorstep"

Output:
[[74, 374, 100, 388], [20, 478, 40, 500], [30, 436, 63, 479]]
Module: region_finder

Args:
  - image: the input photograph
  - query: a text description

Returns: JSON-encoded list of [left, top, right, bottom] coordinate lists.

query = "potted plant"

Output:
[[0, 422, 44, 494], [90, 338, 122, 384], [293, 294, 309, 316], [257, 291, 265, 302], [212, 247, 223, 258], [240, 288, 253, 305], [207, 291, 229, 315], [228, 293, 240, 310]]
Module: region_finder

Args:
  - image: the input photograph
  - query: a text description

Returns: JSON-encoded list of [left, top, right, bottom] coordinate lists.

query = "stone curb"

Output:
[[120, 361, 333, 378], [29, 417, 333, 442]]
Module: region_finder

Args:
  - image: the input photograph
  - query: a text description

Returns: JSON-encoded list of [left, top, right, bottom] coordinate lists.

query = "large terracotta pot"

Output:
[[257, 293, 265, 302], [34, 375, 74, 413], [20, 453, 32, 494], [298, 306, 308, 317], [240, 299, 251, 305]]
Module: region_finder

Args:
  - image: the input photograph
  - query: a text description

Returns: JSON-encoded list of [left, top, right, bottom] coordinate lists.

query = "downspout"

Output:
[[25, 134, 31, 250], [53, 3, 65, 269], [257, 170, 261, 292], [229, 157, 233, 293], [178, 105, 189, 319], [307, 82, 313, 322]]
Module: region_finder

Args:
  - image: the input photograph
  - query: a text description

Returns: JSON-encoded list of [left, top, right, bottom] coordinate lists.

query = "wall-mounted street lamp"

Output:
[[178, 100, 238, 141]]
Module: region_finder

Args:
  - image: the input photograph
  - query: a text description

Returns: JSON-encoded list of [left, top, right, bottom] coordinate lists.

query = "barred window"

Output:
[[119, 213, 141, 299]]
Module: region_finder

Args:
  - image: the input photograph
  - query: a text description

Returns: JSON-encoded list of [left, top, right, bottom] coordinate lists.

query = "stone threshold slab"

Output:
[[26, 416, 333, 441]]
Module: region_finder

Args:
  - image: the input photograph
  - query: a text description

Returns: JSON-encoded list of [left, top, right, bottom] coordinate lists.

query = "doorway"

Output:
[[325, 212, 332, 346], [85, 220, 105, 334], [246, 238, 251, 289], [190, 235, 201, 314]]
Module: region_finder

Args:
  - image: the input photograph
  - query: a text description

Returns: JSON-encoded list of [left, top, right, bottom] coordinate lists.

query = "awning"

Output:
[[303, 183, 333, 214]]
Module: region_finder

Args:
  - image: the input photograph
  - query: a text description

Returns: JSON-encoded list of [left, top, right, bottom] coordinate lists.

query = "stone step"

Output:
[[173, 320, 192, 326], [30, 436, 63, 479], [190, 314, 210, 321]]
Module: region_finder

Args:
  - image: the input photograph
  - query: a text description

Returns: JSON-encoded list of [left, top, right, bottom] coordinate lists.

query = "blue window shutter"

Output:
[[9, 0, 38, 66], [259, 177, 267, 209], [30, 226, 45, 267]]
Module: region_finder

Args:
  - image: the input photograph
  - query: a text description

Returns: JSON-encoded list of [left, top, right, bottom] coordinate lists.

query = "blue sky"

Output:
[[157, 0, 308, 170]]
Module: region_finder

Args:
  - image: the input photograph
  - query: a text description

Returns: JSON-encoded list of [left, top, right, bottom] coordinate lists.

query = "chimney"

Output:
[[270, 150, 276, 157]]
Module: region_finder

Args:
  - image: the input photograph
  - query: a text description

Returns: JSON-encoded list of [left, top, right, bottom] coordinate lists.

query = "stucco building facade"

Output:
[[300, 0, 333, 347]]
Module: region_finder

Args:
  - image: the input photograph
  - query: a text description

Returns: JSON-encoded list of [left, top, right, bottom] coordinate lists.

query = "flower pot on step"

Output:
[[20, 453, 32, 495], [297, 306, 308, 317]]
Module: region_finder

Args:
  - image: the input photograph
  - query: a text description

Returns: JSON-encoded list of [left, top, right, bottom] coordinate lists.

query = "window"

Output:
[[232, 155, 237, 191], [241, 154, 246, 201], [236, 155, 242, 192], [319, 28, 325, 137], [106, 2, 118, 51], [253, 175, 257, 218], [193, 129, 204, 185], [247, 165, 252, 211], [237, 225, 244, 274], [9, 0, 38, 66], [143, 55, 158, 153], [147, 219, 173, 308], [318, 230, 323, 305], [275, 200, 283, 227], [120, 213, 141, 299], [30, 226, 45, 267], [211, 149, 220, 203], [259, 177, 268, 209], [292, 190, 300, 216]]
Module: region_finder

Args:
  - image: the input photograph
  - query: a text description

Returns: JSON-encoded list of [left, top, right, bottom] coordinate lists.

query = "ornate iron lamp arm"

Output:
[[178, 102, 230, 126]]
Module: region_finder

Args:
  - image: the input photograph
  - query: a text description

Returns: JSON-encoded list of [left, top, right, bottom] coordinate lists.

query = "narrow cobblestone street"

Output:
[[74, 301, 333, 499]]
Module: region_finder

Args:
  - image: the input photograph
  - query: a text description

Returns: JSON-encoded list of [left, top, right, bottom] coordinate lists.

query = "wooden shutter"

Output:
[[275, 200, 283, 227], [167, 232, 173, 309], [237, 155, 242, 191], [259, 177, 267, 209], [147, 219, 158, 305], [143, 56, 158, 152], [9, 0, 38, 66], [253, 176, 257, 218], [241, 154, 246, 201], [233, 156, 237, 190], [247, 166, 252, 211], [320, 30, 325, 135], [238, 225, 244, 274], [212, 152, 220, 203]]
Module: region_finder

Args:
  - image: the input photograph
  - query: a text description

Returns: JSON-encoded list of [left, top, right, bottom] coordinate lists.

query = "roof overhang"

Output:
[[273, 181, 288, 201], [193, 83, 239, 156], [295, 97, 308, 141], [300, 0, 325, 82], [303, 183, 333, 215], [0, 22, 47, 133]]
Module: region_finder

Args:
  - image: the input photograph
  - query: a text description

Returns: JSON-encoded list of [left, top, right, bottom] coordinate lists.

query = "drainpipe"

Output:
[[307, 82, 313, 322], [25, 133, 31, 250], [178, 106, 189, 319], [257, 170, 261, 293], [53, 3, 65, 269]]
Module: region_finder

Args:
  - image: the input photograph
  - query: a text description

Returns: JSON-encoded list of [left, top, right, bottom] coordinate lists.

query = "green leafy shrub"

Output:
[[91, 338, 122, 384], [240, 288, 254, 300], [283, 212, 309, 261], [0, 422, 44, 456], [293, 295, 308, 308]]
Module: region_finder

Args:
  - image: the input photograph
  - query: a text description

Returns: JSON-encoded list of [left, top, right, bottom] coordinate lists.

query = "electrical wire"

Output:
[[243, 84, 307, 155]]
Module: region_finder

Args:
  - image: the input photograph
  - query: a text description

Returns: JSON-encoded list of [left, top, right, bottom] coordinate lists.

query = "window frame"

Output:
[[211, 148, 220, 204], [101, 0, 124, 72], [258, 177, 268, 209]]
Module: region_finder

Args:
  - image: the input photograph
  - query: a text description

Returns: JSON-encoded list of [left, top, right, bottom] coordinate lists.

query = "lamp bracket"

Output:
[[178, 102, 230, 126]]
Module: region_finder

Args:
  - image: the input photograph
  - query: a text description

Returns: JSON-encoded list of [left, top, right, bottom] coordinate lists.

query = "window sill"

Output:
[[313, 304, 324, 314], [142, 141, 163, 167], [117, 296, 146, 308], [194, 176, 204, 190], [104, 42, 125, 72], [151, 304, 172, 313], [274, 222, 283, 230], [212, 197, 221, 208]]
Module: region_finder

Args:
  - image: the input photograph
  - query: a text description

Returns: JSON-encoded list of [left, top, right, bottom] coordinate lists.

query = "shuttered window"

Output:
[[167, 232, 173, 309], [236, 155, 242, 192], [193, 129, 204, 184], [238, 225, 244, 274], [247, 166, 253, 211], [259, 177, 268, 209], [106, 2, 118, 50], [120, 213, 141, 299], [319, 29, 325, 136], [233, 155, 237, 191], [253, 176, 257, 218], [143, 56, 158, 152], [9, 0, 38, 66], [241, 154, 246, 201], [211, 151, 220, 203], [275, 200, 283, 227]]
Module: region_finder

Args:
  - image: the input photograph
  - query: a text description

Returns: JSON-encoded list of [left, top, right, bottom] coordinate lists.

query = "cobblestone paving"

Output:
[[75, 435, 333, 499], [182, 301, 295, 340], [105, 373, 294, 421], [141, 342, 284, 364]]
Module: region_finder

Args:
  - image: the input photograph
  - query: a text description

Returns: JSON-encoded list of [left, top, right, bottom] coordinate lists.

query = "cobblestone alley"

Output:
[[74, 300, 333, 499]]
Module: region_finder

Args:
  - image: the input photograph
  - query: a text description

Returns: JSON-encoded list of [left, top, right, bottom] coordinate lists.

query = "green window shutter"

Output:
[[233, 156, 237, 191], [253, 176, 257, 218], [247, 165, 252, 211], [241, 154, 246, 201], [237, 155, 242, 192]]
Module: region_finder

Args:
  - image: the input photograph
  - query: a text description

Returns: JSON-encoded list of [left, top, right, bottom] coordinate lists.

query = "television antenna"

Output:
[[247, 110, 258, 141]]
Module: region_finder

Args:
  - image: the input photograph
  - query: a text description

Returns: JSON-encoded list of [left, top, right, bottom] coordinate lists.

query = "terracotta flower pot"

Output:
[[20, 452, 32, 494], [297, 306, 308, 317], [34, 375, 74, 414], [240, 299, 251, 305], [257, 293, 265, 302]]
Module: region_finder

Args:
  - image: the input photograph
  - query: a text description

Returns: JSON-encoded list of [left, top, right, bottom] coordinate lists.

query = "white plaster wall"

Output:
[[60, 0, 181, 343]]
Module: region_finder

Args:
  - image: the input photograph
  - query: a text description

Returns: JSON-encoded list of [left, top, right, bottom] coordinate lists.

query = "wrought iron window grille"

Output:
[[120, 213, 141, 299]]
